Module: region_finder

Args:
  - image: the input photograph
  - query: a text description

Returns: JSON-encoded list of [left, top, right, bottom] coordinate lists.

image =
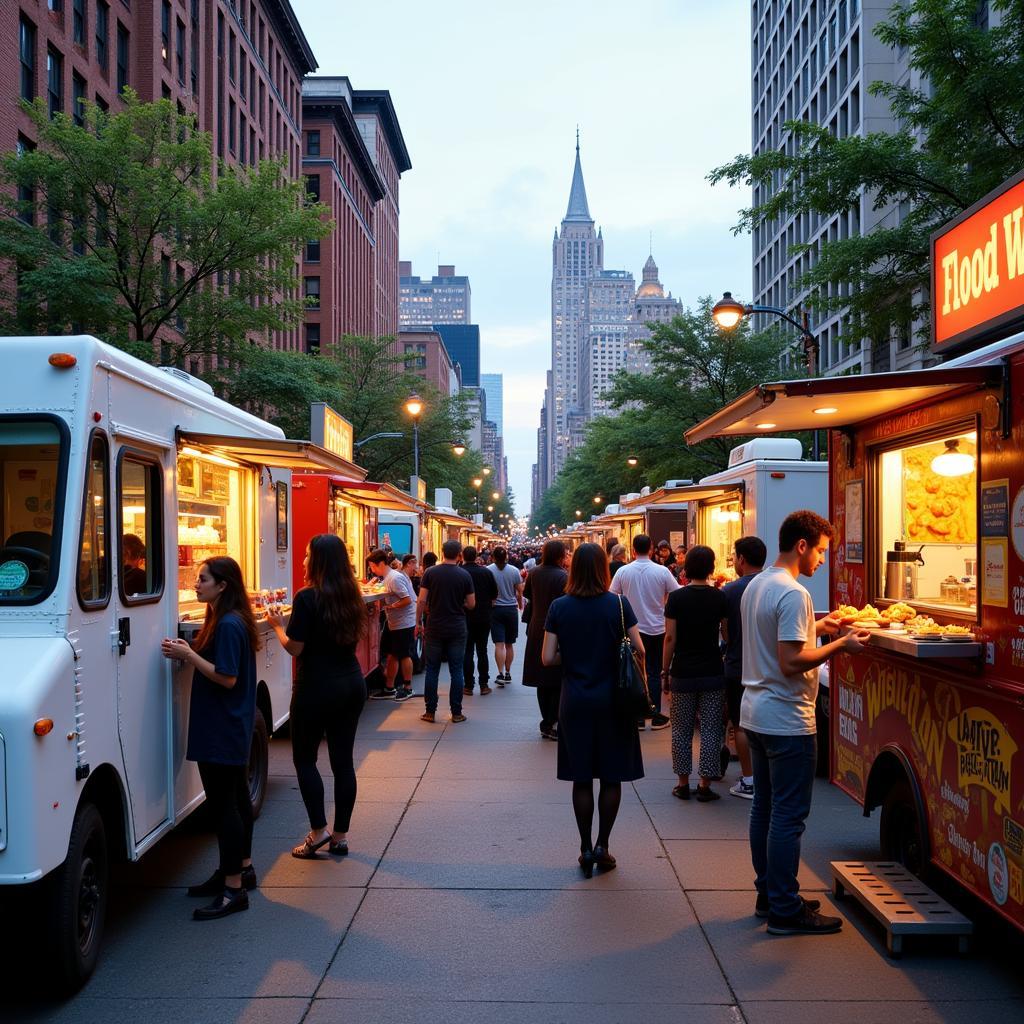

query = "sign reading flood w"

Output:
[[932, 171, 1024, 352]]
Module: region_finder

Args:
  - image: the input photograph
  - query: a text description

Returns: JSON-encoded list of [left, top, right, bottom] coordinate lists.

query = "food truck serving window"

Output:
[[875, 428, 978, 614], [700, 497, 742, 582], [0, 416, 68, 604], [176, 449, 255, 621]]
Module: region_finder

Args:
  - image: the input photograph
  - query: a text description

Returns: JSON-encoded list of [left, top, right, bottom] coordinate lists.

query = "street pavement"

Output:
[[10, 633, 1024, 1023]]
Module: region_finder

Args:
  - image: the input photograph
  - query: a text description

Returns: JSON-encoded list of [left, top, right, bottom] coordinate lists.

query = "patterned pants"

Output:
[[670, 689, 726, 779]]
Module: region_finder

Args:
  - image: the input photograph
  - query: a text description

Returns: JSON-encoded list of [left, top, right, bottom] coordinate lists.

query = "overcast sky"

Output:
[[294, 0, 753, 513]]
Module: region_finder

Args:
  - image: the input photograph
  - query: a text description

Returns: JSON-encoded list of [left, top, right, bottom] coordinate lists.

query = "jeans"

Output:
[[423, 631, 467, 714], [537, 683, 561, 730], [463, 619, 491, 690], [747, 729, 817, 918], [639, 632, 664, 715]]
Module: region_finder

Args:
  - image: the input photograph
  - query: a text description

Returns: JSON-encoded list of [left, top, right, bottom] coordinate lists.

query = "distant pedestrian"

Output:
[[487, 546, 525, 684], [661, 545, 728, 802], [609, 544, 627, 578], [462, 546, 499, 695], [368, 549, 417, 702], [522, 539, 568, 740], [654, 540, 675, 569], [161, 557, 259, 920], [741, 510, 869, 935], [267, 535, 367, 862], [542, 543, 644, 878], [422, 551, 438, 571], [720, 536, 767, 798], [609, 533, 678, 731], [416, 539, 475, 723]]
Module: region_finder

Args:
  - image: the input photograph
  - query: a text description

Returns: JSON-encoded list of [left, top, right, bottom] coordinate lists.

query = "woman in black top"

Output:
[[522, 539, 568, 739], [661, 545, 727, 802], [268, 534, 367, 858], [542, 543, 645, 877], [161, 556, 260, 921]]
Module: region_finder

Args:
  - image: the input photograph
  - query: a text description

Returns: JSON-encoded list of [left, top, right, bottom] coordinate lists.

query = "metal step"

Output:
[[831, 860, 973, 957]]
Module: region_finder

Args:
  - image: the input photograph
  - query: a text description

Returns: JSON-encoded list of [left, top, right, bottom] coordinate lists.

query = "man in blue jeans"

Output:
[[739, 509, 870, 935], [415, 539, 475, 724]]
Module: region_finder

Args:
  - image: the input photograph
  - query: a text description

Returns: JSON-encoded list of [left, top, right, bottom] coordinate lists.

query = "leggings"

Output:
[[670, 688, 726, 779], [197, 760, 254, 876], [290, 668, 366, 833]]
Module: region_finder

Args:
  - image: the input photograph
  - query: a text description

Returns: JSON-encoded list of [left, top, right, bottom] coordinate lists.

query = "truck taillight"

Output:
[[48, 353, 77, 368], [34, 718, 54, 736]]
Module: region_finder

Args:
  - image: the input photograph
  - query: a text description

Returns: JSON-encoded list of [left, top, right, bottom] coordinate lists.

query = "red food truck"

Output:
[[683, 171, 1024, 934]]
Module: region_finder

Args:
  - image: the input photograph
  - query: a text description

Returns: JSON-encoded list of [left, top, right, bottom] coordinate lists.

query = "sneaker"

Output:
[[371, 688, 397, 700], [540, 725, 558, 740], [766, 904, 842, 935], [496, 678, 505, 688], [695, 785, 721, 802], [755, 893, 821, 919], [450, 712, 467, 723], [730, 779, 755, 800], [479, 685, 493, 695], [394, 688, 414, 702], [650, 713, 670, 731]]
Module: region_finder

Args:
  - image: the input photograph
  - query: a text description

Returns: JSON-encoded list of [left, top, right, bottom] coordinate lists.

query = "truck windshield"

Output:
[[0, 418, 67, 603]]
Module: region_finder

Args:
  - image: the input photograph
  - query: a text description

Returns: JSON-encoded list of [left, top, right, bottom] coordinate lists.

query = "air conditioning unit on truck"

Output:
[[0, 337, 357, 989]]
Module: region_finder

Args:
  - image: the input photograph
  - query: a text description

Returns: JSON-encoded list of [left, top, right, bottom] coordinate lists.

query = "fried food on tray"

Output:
[[940, 624, 973, 636], [885, 602, 916, 622], [905, 616, 945, 636]]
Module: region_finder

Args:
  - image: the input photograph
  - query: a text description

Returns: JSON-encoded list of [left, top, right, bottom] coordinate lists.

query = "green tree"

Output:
[[708, 0, 1024, 348], [0, 94, 330, 357]]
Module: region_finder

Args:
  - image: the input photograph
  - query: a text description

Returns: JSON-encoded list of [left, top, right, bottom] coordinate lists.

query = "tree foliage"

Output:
[[707, 0, 1024, 347], [0, 94, 330, 356], [530, 301, 789, 532]]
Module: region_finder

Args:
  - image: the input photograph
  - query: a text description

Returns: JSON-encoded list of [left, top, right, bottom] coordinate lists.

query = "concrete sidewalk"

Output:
[[13, 635, 1024, 1023]]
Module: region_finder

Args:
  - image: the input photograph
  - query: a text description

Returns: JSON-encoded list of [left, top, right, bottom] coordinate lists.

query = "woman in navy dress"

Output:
[[542, 543, 645, 877]]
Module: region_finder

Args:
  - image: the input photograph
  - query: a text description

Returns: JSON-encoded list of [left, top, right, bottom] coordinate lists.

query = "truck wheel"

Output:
[[248, 708, 269, 819], [880, 778, 927, 877], [47, 800, 108, 991]]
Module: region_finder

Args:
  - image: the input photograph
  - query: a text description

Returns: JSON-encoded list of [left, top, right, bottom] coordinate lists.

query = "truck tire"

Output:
[[248, 707, 269, 820], [47, 800, 108, 991], [879, 777, 927, 877]]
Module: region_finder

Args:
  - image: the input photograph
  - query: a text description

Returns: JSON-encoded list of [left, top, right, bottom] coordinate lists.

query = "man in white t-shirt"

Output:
[[610, 533, 679, 730], [369, 549, 418, 702], [740, 509, 869, 937]]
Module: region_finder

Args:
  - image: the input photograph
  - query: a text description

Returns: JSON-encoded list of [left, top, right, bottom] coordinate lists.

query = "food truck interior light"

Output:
[[930, 438, 975, 477], [755, 422, 776, 430], [180, 446, 240, 468], [813, 407, 838, 415]]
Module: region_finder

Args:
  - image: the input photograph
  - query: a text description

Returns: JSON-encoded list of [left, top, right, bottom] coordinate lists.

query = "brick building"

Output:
[[399, 326, 459, 396], [4, 0, 316, 352]]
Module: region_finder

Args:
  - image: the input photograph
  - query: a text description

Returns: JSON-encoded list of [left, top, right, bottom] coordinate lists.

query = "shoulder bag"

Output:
[[616, 595, 656, 720]]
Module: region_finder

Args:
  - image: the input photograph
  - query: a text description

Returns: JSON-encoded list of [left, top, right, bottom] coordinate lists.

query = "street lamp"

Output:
[[712, 291, 821, 457], [492, 490, 500, 501], [472, 476, 483, 514], [593, 495, 602, 505], [404, 393, 424, 479], [626, 455, 638, 467], [452, 441, 467, 457], [482, 466, 492, 476]]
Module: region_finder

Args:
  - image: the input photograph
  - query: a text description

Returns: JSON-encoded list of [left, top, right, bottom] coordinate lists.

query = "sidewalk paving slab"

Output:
[[742, 999, 1024, 1024]]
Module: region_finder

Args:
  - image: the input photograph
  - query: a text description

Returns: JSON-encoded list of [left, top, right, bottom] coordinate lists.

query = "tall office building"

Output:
[[434, 324, 480, 387], [626, 255, 682, 375], [750, 0, 934, 375], [582, 270, 634, 418], [399, 263, 472, 326], [479, 373, 503, 435]]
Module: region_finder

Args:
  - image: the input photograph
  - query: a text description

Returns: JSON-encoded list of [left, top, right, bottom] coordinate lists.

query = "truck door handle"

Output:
[[117, 617, 131, 656]]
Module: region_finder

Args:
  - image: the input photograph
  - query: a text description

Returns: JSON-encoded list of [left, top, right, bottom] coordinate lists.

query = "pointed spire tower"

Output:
[[564, 133, 593, 223]]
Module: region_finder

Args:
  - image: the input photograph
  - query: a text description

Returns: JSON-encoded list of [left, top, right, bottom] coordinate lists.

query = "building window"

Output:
[[176, 19, 185, 84], [116, 23, 129, 93], [47, 47, 63, 119], [20, 17, 36, 101], [239, 114, 246, 163], [73, 0, 86, 45], [161, 0, 170, 62], [72, 72, 86, 126], [305, 239, 320, 262], [190, 0, 198, 94], [305, 323, 320, 353], [305, 174, 319, 202], [304, 277, 320, 308], [306, 130, 320, 156], [96, 2, 108, 70], [228, 97, 235, 152], [49, 0, 63, 10], [228, 30, 235, 82], [16, 136, 36, 227]]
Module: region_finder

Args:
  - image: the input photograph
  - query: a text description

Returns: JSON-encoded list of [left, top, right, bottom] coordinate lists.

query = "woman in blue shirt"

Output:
[[161, 556, 259, 921], [542, 543, 645, 877]]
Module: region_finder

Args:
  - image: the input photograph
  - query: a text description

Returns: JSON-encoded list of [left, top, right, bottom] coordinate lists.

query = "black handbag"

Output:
[[616, 596, 656, 720]]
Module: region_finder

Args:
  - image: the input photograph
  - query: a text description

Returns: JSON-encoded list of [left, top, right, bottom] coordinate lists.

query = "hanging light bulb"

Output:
[[931, 438, 975, 477]]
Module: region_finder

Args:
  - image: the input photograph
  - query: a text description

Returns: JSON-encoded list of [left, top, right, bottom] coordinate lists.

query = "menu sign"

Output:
[[932, 170, 1024, 353], [310, 403, 354, 462]]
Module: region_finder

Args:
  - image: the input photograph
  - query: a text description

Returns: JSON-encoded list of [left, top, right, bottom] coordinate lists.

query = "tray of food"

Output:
[[830, 605, 980, 658]]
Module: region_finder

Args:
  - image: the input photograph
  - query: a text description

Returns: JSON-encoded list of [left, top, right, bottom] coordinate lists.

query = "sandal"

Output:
[[291, 829, 331, 859], [328, 838, 349, 856], [672, 784, 691, 800]]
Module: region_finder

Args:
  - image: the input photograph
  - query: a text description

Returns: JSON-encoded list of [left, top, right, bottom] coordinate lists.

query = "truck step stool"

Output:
[[831, 860, 973, 958]]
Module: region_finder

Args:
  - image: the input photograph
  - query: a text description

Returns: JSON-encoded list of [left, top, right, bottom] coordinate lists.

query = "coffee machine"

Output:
[[884, 541, 925, 601]]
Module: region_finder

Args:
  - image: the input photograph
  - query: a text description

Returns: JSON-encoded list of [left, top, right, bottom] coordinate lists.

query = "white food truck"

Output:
[[0, 336, 361, 988]]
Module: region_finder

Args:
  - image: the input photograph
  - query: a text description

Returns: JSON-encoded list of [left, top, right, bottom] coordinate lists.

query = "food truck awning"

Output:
[[177, 431, 367, 480], [623, 483, 741, 508], [683, 365, 1001, 444], [325, 478, 426, 512]]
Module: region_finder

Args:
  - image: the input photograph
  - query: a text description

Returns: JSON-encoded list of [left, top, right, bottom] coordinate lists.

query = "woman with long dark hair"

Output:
[[541, 543, 645, 877], [268, 533, 367, 858], [522, 539, 568, 739], [161, 556, 260, 921]]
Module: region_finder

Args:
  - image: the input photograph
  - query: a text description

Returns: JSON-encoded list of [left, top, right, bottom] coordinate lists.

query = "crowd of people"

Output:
[[161, 507, 869, 939]]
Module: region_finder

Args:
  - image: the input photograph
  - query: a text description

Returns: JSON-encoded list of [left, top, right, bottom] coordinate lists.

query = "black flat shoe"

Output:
[[187, 863, 257, 896], [192, 886, 249, 921], [593, 845, 616, 870], [578, 849, 595, 879]]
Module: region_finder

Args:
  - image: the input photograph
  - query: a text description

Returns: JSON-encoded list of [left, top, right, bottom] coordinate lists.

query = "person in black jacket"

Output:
[[461, 546, 498, 695]]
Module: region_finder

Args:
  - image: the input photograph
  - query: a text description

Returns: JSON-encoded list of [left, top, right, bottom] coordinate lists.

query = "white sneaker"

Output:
[[730, 779, 754, 799]]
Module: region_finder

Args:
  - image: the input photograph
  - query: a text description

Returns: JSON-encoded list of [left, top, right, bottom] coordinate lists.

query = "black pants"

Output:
[[639, 632, 665, 715], [291, 668, 366, 833], [538, 683, 561, 730], [463, 618, 491, 690], [197, 760, 253, 876]]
